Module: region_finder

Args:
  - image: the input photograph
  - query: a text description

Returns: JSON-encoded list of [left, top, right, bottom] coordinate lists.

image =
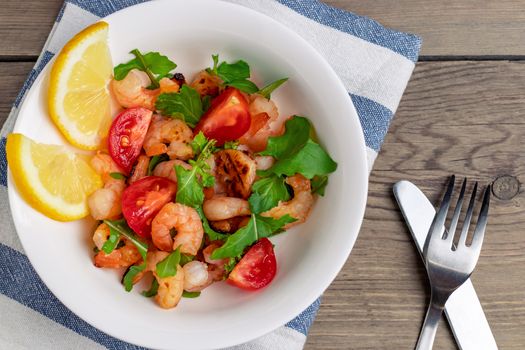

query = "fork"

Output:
[[415, 175, 491, 350]]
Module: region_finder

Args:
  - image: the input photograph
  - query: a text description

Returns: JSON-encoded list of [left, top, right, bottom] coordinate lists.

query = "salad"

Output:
[[7, 22, 337, 310]]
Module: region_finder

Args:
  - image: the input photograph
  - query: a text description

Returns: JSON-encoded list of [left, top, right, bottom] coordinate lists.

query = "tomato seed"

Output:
[[120, 136, 130, 147]]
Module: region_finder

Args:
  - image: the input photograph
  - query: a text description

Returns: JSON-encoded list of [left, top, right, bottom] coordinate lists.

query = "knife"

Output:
[[393, 180, 498, 350]]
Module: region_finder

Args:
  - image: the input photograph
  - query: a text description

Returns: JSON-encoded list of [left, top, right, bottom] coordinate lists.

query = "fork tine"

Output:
[[458, 182, 478, 247], [470, 185, 491, 252], [425, 175, 455, 253], [447, 177, 467, 244]]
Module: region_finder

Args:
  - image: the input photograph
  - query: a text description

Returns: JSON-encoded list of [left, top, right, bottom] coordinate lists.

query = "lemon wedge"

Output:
[[48, 21, 113, 150], [6, 133, 103, 221]]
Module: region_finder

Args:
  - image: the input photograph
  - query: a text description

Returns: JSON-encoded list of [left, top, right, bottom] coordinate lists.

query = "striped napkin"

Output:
[[0, 0, 421, 349]]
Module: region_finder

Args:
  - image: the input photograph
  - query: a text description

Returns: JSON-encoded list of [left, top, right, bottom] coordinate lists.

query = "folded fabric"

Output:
[[0, 0, 421, 349]]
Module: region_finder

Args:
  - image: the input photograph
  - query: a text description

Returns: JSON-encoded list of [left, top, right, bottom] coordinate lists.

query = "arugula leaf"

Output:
[[311, 175, 329, 196], [190, 132, 209, 156], [141, 278, 159, 298], [259, 117, 311, 159], [223, 140, 239, 150], [225, 80, 259, 94], [224, 256, 240, 275], [217, 60, 250, 81], [109, 172, 126, 180], [101, 226, 120, 254], [261, 139, 337, 179], [202, 95, 212, 113], [257, 78, 288, 99], [175, 138, 216, 208], [206, 55, 259, 94], [182, 291, 201, 298], [155, 85, 203, 127], [114, 49, 177, 88], [248, 175, 290, 214], [196, 207, 228, 241], [122, 262, 146, 292], [156, 247, 181, 278], [211, 214, 295, 259], [179, 254, 195, 266], [104, 219, 148, 261], [147, 154, 169, 175]]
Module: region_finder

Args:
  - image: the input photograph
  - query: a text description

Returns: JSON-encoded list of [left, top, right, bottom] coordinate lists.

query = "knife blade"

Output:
[[393, 180, 498, 350]]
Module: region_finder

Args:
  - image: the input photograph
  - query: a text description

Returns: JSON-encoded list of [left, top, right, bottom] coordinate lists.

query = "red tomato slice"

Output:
[[194, 87, 250, 146], [227, 238, 277, 290], [121, 176, 177, 238], [108, 107, 153, 175]]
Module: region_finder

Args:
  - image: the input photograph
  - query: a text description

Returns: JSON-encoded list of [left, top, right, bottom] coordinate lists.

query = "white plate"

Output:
[[8, 1, 368, 349]]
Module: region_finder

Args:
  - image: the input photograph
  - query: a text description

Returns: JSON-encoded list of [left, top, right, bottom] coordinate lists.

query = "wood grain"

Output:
[[1, 0, 525, 57], [1, 60, 524, 349], [305, 61, 525, 349]]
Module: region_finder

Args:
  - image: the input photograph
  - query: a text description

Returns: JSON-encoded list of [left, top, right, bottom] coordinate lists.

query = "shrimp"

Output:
[[239, 94, 288, 152], [255, 155, 274, 171], [209, 216, 250, 233], [88, 153, 126, 220], [202, 243, 228, 282], [111, 69, 180, 110], [151, 203, 204, 255], [143, 114, 193, 160], [203, 197, 251, 221], [152, 159, 191, 183], [183, 261, 212, 292], [129, 154, 150, 184], [93, 223, 141, 269], [190, 70, 222, 97], [262, 174, 314, 228], [214, 150, 256, 199], [155, 265, 185, 309]]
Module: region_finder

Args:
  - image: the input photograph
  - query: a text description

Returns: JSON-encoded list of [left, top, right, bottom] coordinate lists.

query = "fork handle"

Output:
[[415, 302, 444, 350]]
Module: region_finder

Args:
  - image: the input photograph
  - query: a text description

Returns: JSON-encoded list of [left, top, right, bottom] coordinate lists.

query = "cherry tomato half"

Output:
[[194, 87, 250, 146], [227, 238, 277, 290], [108, 107, 152, 175], [121, 176, 177, 238]]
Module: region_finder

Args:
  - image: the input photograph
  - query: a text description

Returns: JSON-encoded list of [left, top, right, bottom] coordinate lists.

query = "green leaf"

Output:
[[224, 256, 240, 275], [122, 262, 146, 292], [248, 175, 291, 214], [211, 214, 295, 259], [311, 175, 329, 196], [206, 54, 219, 75], [225, 79, 259, 94], [257, 78, 288, 99], [155, 85, 203, 127], [202, 95, 212, 113], [261, 139, 337, 179], [101, 226, 120, 254], [190, 132, 209, 156], [196, 207, 228, 241], [104, 219, 148, 261], [147, 154, 169, 175], [179, 254, 195, 266], [259, 117, 311, 159], [182, 291, 201, 298], [223, 140, 239, 150], [113, 49, 177, 89], [217, 60, 250, 82], [141, 278, 159, 297], [109, 172, 126, 180], [175, 138, 216, 208], [156, 247, 181, 278]]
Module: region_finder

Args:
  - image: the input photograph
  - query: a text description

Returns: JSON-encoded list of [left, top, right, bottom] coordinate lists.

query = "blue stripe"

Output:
[[285, 298, 321, 335], [14, 51, 55, 108], [277, 0, 421, 62], [0, 243, 146, 350], [351, 94, 393, 152], [65, 0, 148, 18], [1, 138, 7, 187]]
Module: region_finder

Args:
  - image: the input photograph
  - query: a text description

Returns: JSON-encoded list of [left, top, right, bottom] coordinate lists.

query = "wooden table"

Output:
[[1, 1, 524, 349]]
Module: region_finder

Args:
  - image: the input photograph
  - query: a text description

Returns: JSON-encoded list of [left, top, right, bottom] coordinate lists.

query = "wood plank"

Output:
[[324, 0, 525, 57], [0, 62, 33, 120], [0, 0, 62, 58], [1, 0, 525, 57], [305, 61, 525, 349]]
